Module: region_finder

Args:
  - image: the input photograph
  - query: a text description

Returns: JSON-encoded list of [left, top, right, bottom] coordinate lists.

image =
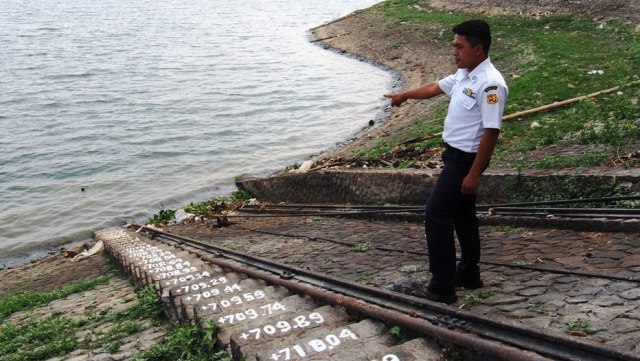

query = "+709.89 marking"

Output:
[[238, 312, 325, 341]]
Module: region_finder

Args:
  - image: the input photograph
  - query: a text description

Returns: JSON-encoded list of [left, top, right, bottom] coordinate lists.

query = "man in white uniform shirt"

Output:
[[384, 20, 508, 304]]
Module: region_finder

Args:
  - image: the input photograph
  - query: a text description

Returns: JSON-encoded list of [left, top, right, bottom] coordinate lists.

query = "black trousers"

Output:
[[425, 144, 481, 295]]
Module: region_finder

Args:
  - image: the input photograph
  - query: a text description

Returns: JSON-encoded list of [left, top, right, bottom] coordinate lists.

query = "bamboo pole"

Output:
[[308, 80, 639, 171], [502, 79, 640, 121], [400, 79, 640, 145]]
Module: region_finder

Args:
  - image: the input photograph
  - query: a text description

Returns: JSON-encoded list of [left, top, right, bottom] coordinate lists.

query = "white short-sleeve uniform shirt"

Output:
[[438, 58, 508, 153]]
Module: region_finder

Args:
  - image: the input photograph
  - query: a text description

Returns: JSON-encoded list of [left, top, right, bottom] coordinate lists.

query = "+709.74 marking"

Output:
[[217, 301, 286, 325]]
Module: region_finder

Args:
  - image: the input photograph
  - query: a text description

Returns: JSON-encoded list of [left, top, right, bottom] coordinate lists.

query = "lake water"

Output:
[[0, 0, 392, 266]]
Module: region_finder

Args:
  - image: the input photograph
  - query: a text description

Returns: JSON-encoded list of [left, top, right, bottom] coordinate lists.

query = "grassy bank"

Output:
[[0, 271, 230, 361], [367, 0, 639, 169]]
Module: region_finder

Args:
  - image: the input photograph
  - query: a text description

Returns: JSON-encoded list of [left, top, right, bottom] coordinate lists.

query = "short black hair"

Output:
[[452, 20, 491, 55]]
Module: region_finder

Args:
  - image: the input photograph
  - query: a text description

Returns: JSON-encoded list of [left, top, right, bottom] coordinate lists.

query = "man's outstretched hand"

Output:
[[383, 93, 407, 107]]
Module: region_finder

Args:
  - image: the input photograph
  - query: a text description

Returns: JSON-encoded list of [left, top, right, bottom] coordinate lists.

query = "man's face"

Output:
[[453, 34, 483, 70]]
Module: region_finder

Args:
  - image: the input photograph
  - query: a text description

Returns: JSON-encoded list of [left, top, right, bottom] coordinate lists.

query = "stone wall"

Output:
[[236, 169, 439, 205], [236, 167, 640, 206]]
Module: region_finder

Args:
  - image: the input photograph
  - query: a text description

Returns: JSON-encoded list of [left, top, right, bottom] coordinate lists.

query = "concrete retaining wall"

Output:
[[236, 169, 438, 205], [236, 167, 640, 205]]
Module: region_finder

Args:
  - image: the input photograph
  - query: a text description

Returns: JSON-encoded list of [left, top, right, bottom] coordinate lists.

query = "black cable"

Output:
[[479, 195, 640, 209]]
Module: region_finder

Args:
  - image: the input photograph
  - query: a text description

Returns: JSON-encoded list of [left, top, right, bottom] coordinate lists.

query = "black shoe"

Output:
[[454, 276, 484, 290], [411, 289, 458, 304]]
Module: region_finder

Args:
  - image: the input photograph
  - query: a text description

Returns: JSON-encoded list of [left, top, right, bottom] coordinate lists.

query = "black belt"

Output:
[[444, 142, 472, 153], [443, 142, 477, 159]]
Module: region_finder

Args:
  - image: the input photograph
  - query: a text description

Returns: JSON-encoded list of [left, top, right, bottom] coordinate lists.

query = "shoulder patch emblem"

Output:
[[487, 94, 498, 104], [484, 85, 498, 92]]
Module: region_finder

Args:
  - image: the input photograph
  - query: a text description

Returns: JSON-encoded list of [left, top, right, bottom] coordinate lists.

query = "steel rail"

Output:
[[242, 196, 640, 211], [236, 203, 639, 220], [242, 203, 416, 210], [231, 206, 423, 217], [488, 207, 640, 215], [486, 212, 639, 219], [480, 195, 640, 208], [229, 207, 639, 219], [484, 207, 640, 219], [233, 208, 638, 220], [129, 223, 639, 361]]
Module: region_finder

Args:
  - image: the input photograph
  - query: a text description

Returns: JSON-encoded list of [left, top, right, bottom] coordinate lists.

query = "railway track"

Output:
[[233, 201, 640, 234], [96, 224, 640, 361], [235, 201, 640, 220]]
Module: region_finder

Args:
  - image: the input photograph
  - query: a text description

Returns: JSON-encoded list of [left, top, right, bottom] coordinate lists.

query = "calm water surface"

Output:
[[0, 0, 392, 266]]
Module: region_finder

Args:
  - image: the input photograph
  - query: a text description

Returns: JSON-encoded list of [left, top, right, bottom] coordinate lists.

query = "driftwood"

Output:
[[310, 32, 351, 43]]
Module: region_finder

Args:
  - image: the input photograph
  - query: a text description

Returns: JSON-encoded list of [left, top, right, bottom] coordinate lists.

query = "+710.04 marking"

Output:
[[270, 329, 359, 360]]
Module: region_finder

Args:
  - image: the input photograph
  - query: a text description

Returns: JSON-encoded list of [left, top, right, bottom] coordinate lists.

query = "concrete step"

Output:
[[95, 227, 446, 360], [254, 319, 395, 361], [232, 304, 353, 360]]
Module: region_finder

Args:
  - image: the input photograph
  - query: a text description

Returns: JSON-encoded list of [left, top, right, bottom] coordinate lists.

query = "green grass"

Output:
[[352, 240, 374, 252], [567, 317, 596, 335], [0, 312, 82, 361], [147, 208, 176, 226], [488, 225, 515, 232], [0, 283, 166, 361], [388, 325, 409, 345], [148, 190, 252, 225], [130, 321, 230, 361], [507, 173, 640, 206], [0, 275, 110, 321], [360, 105, 447, 159], [490, 276, 506, 287], [462, 290, 495, 305], [373, 0, 640, 168], [107, 285, 164, 323]]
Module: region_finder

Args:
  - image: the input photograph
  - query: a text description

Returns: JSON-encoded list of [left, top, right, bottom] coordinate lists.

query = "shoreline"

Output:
[[310, 3, 455, 161]]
